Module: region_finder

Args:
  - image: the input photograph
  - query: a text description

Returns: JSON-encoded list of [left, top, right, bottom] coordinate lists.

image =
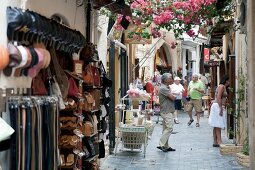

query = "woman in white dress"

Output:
[[208, 75, 229, 147]]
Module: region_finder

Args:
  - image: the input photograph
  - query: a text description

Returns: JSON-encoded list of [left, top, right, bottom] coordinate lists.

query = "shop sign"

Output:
[[204, 48, 210, 62], [108, 21, 123, 42], [124, 24, 152, 44], [208, 61, 220, 67]]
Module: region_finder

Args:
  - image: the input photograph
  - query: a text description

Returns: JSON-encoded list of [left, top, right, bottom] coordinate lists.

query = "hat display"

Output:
[[174, 77, 182, 81], [3, 43, 22, 76], [0, 45, 9, 71], [28, 48, 44, 78], [13, 45, 28, 77]]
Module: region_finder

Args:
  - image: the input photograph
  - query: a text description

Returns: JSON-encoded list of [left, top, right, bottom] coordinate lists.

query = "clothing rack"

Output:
[[1, 96, 59, 170], [7, 6, 86, 53]]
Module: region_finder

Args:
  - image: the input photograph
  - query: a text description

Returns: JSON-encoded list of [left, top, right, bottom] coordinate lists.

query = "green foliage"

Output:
[[242, 138, 249, 155], [228, 68, 247, 145], [99, 7, 117, 20]]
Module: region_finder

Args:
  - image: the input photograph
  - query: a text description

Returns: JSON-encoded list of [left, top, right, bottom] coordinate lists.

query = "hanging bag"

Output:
[[99, 61, 112, 88], [82, 121, 94, 137], [83, 64, 94, 86], [32, 72, 48, 95], [49, 49, 69, 99], [80, 42, 95, 59], [91, 66, 100, 87], [90, 89, 101, 111], [67, 77, 80, 98], [83, 92, 94, 111]]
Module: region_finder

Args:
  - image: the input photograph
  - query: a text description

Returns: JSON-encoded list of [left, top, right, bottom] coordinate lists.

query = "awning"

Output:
[[132, 37, 165, 71]]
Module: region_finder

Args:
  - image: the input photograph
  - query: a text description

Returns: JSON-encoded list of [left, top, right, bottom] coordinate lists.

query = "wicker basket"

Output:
[[122, 131, 146, 149]]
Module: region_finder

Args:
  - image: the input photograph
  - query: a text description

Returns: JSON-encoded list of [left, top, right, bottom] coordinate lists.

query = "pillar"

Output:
[[247, 0, 255, 168], [182, 49, 187, 77]]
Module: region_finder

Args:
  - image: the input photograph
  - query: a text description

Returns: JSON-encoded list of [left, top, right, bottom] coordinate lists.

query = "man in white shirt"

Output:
[[170, 77, 184, 124]]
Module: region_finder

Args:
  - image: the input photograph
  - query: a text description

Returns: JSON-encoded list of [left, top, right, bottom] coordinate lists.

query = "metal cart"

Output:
[[114, 95, 149, 157]]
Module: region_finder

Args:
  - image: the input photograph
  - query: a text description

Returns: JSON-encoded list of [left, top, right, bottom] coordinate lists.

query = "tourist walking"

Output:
[[170, 77, 184, 124], [182, 80, 189, 111], [208, 75, 229, 147], [186, 74, 205, 127], [145, 77, 154, 110], [157, 73, 176, 152]]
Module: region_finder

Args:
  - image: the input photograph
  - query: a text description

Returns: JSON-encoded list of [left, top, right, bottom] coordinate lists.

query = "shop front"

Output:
[[0, 1, 112, 169]]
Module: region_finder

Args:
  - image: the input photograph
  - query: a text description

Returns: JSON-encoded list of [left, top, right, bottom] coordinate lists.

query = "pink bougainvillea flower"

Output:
[[112, 0, 231, 39], [186, 29, 196, 37], [170, 41, 178, 49]]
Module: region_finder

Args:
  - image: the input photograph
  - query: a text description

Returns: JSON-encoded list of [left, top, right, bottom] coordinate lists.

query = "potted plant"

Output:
[[236, 139, 250, 167]]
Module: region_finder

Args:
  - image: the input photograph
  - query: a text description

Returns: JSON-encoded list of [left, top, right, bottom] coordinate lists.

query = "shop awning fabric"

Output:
[[93, 0, 132, 17]]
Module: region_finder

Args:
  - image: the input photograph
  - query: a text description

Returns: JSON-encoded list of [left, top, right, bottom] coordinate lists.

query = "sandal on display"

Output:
[[196, 123, 200, 127], [65, 154, 74, 166], [187, 119, 194, 126]]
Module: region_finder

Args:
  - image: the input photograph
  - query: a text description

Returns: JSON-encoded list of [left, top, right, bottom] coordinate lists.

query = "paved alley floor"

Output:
[[100, 111, 248, 170]]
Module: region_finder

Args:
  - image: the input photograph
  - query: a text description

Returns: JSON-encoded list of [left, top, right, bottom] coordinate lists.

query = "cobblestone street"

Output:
[[100, 111, 248, 170]]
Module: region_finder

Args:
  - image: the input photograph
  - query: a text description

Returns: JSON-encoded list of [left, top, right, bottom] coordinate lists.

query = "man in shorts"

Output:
[[186, 74, 205, 127]]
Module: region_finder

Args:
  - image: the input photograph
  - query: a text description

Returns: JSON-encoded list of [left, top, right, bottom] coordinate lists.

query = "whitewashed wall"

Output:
[[96, 14, 108, 67], [0, 0, 109, 89]]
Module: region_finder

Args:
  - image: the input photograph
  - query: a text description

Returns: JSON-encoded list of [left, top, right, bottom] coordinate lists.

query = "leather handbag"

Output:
[[85, 138, 96, 157], [83, 92, 94, 111], [67, 77, 80, 98], [98, 140, 105, 158], [83, 64, 94, 86], [83, 145, 90, 159], [98, 117, 107, 133], [90, 89, 101, 111], [91, 66, 100, 87], [90, 160, 99, 170], [32, 73, 48, 95], [82, 121, 94, 137], [50, 49, 69, 99], [92, 114, 98, 135], [80, 42, 95, 59], [99, 61, 112, 88]]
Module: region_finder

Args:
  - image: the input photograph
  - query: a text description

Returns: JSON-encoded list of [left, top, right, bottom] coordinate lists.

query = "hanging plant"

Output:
[[100, 0, 235, 40]]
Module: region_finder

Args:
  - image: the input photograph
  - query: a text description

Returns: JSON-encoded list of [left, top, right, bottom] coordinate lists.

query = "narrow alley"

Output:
[[101, 111, 248, 170]]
